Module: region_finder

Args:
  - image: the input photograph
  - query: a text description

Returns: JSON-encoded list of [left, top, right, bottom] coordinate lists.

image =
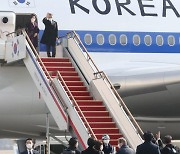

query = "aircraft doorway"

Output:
[[15, 14, 32, 30], [15, 14, 40, 50]]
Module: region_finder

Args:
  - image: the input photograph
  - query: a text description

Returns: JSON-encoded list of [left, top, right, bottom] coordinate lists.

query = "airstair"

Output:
[[2, 29, 143, 150]]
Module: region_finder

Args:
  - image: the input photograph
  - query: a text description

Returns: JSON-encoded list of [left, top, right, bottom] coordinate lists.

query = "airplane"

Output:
[[0, 0, 180, 147]]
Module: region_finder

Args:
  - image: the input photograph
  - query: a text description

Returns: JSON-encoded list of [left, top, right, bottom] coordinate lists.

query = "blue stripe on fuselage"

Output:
[[39, 30, 180, 53]]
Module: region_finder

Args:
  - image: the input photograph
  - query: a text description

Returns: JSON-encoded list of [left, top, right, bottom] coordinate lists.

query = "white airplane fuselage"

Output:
[[1, 0, 180, 139]]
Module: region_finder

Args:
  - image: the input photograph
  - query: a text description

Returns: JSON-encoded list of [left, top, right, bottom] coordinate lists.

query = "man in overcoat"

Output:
[[40, 13, 58, 57]]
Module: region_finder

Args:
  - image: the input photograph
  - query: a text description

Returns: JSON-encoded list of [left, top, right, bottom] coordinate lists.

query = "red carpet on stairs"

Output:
[[40, 57, 123, 148]]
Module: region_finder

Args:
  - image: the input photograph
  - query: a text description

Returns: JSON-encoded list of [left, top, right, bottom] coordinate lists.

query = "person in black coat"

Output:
[[40, 13, 58, 57], [102, 134, 114, 154], [21, 138, 39, 154], [136, 131, 161, 154], [26, 14, 39, 51], [94, 140, 104, 154], [81, 137, 99, 154], [116, 137, 135, 154], [62, 137, 81, 154], [161, 135, 178, 154]]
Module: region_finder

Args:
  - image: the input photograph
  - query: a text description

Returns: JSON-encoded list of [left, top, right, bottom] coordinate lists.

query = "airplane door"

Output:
[[15, 14, 39, 49]]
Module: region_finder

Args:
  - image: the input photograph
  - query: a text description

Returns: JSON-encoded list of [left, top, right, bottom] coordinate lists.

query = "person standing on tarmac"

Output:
[[136, 131, 161, 154], [81, 137, 99, 154], [102, 134, 115, 154], [161, 135, 178, 154], [40, 12, 58, 57], [62, 137, 80, 154], [116, 137, 135, 154], [94, 140, 104, 154], [21, 138, 39, 154]]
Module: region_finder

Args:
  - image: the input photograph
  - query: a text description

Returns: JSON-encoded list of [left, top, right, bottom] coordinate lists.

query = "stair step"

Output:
[[73, 96, 93, 100], [47, 71, 78, 76], [62, 76, 81, 81], [79, 106, 106, 111], [80, 111, 109, 117], [42, 62, 72, 67], [89, 122, 116, 128], [60, 71, 79, 76], [63, 81, 84, 86], [64, 86, 87, 91], [93, 128, 119, 134], [76, 100, 103, 106], [95, 134, 123, 140], [67, 91, 90, 96], [40, 57, 69, 62], [46, 67, 75, 72], [85, 117, 113, 122]]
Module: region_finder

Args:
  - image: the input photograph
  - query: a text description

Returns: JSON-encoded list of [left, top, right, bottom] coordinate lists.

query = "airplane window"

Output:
[[120, 34, 127, 45], [156, 35, 164, 46], [168, 35, 175, 46], [84, 34, 92, 45], [97, 34, 104, 45], [133, 35, 140, 46], [109, 34, 116, 45], [144, 35, 152, 46]]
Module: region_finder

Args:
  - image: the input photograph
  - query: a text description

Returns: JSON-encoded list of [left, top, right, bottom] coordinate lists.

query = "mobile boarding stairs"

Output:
[[0, 29, 143, 150]]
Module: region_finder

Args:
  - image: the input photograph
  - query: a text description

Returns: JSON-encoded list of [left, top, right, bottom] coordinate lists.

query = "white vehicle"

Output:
[[0, 0, 180, 145]]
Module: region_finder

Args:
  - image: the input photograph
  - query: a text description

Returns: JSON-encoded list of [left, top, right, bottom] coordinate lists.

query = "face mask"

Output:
[[31, 18, 35, 23], [118, 143, 122, 148], [26, 143, 33, 149], [103, 140, 109, 144], [100, 145, 103, 151], [75, 142, 78, 148], [49, 18, 53, 22]]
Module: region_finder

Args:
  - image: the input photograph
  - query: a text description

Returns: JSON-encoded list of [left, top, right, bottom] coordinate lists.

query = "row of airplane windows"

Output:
[[83, 34, 176, 46]]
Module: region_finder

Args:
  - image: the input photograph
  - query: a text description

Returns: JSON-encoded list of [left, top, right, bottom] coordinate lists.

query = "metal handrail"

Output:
[[67, 31, 103, 78], [56, 71, 97, 140], [6, 31, 16, 37], [68, 31, 144, 137], [96, 71, 143, 137], [22, 30, 52, 80], [22, 30, 68, 111]]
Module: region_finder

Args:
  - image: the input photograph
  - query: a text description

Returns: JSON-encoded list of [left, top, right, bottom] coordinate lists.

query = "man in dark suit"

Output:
[[117, 137, 135, 154], [161, 135, 178, 154], [40, 13, 58, 57], [81, 137, 99, 154], [136, 131, 161, 154], [21, 138, 39, 154]]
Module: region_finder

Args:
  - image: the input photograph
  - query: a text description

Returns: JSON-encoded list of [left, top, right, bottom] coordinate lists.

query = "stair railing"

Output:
[[0, 29, 2, 38], [67, 31, 144, 137], [56, 71, 97, 140], [95, 71, 143, 137], [22, 30, 68, 112]]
